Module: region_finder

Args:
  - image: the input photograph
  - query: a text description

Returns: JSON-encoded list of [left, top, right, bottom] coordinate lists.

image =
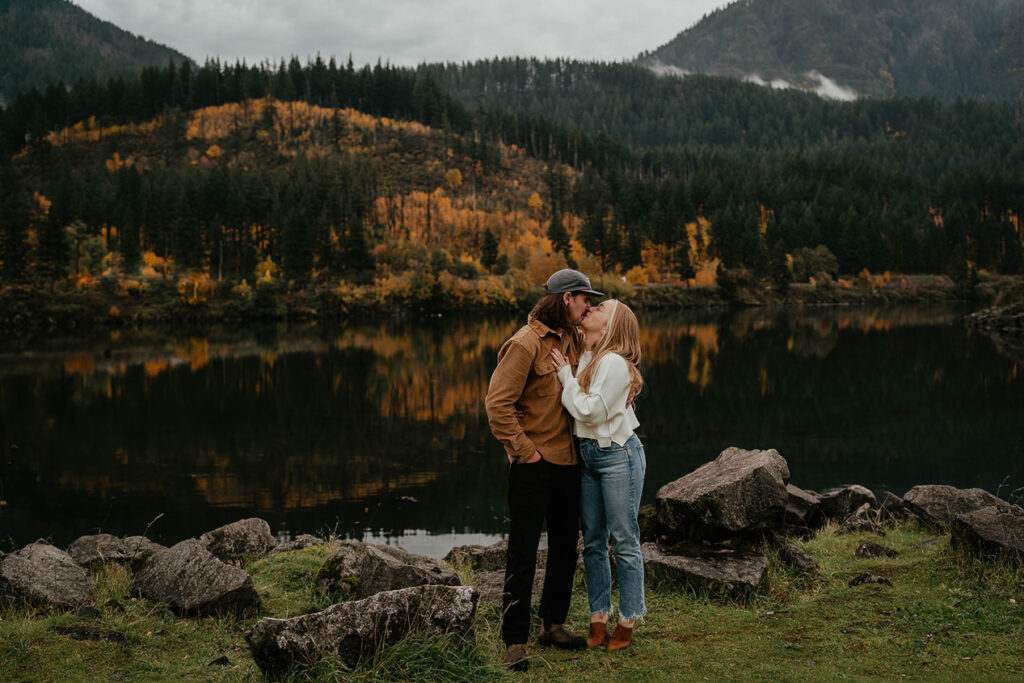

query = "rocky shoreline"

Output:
[[967, 277, 1024, 333], [2, 447, 1022, 676], [0, 273, 987, 337]]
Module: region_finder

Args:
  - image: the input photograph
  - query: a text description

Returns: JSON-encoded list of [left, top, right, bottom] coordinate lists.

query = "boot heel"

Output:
[[587, 621, 608, 648], [606, 624, 633, 651]]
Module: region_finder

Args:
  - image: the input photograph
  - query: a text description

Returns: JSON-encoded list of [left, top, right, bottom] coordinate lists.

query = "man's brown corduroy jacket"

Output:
[[485, 317, 579, 465]]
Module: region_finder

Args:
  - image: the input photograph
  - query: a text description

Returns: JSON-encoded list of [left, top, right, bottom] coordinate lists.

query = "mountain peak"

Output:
[[638, 0, 1024, 101], [0, 0, 194, 104]]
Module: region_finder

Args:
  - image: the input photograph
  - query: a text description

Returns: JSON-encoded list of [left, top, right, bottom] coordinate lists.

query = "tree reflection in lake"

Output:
[[0, 305, 1020, 556]]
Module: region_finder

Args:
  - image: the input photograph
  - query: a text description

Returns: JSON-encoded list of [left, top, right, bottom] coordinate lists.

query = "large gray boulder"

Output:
[[641, 542, 769, 600], [314, 540, 459, 601], [818, 485, 877, 522], [200, 518, 277, 565], [357, 545, 460, 598], [656, 447, 791, 542], [67, 534, 165, 570], [0, 541, 94, 607], [246, 584, 478, 677], [134, 539, 261, 616], [951, 504, 1024, 563], [444, 540, 508, 572], [903, 485, 1006, 527]]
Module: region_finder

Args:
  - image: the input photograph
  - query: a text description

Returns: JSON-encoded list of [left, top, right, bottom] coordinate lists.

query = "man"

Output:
[[485, 268, 604, 671]]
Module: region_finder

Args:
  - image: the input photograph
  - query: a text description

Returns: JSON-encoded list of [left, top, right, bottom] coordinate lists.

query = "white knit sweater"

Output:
[[556, 351, 639, 448]]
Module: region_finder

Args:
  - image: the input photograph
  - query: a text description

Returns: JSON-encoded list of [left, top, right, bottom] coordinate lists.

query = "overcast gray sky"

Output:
[[72, 0, 734, 67]]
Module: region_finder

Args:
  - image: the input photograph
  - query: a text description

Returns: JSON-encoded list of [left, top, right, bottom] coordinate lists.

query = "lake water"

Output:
[[1, 305, 1021, 557]]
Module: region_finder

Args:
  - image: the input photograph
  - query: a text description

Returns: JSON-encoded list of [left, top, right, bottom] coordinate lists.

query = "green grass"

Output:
[[1, 525, 1021, 681]]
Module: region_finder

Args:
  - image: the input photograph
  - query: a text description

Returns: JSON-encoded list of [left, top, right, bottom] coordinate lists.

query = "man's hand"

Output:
[[508, 450, 542, 464]]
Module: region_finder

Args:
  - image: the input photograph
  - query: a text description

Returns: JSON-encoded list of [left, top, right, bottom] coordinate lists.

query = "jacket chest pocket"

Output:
[[531, 359, 559, 396]]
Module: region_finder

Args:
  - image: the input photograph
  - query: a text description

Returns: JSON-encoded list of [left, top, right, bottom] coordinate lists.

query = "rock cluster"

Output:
[[642, 446, 1022, 597], [5, 448, 1022, 677]]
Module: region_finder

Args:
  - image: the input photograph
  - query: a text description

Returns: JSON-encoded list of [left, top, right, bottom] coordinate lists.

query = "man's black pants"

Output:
[[502, 458, 581, 645]]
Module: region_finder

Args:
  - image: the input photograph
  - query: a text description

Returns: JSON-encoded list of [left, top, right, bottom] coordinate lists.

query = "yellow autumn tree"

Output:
[[445, 168, 463, 191], [527, 192, 543, 218]]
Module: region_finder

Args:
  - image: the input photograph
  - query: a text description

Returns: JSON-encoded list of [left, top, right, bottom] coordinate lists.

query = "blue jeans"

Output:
[[579, 433, 646, 619]]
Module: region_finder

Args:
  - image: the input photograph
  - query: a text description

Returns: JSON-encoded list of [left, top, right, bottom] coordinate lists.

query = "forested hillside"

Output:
[[425, 57, 1024, 155], [0, 0, 194, 106], [639, 0, 1024, 101], [1, 57, 1022, 322]]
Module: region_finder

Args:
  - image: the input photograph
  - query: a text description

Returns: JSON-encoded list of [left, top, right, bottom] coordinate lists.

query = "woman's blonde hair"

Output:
[[577, 299, 643, 399]]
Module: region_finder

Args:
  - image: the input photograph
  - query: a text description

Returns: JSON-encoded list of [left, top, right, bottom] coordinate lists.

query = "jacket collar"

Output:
[[528, 316, 562, 339]]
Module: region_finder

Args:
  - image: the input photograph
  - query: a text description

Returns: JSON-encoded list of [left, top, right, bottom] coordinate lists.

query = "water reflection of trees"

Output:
[[640, 305, 1022, 504], [1, 305, 1020, 549]]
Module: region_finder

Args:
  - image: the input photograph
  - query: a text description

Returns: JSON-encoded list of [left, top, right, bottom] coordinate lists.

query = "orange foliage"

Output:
[[105, 152, 131, 172], [693, 258, 720, 287], [525, 249, 568, 285], [625, 265, 648, 286], [141, 251, 169, 278], [44, 117, 161, 147], [177, 272, 215, 305], [33, 192, 52, 215]]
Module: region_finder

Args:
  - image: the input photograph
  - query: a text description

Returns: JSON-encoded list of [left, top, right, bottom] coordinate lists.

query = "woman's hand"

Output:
[[549, 347, 568, 372]]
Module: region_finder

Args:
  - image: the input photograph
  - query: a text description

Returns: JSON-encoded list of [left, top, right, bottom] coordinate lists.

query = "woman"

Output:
[[549, 298, 646, 652]]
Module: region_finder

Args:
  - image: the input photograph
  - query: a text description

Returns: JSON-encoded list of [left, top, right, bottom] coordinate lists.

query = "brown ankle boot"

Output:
[[538, 623, 586, 650], [504, 644, 529, 671], [607, 623, 633, 651], [587, 621, 608, 648]]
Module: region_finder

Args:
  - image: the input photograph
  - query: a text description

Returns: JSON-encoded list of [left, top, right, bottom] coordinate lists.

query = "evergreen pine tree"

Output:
[[119, 210, 141, 274], [481, 227, 499, 272], [769, 241, 792, 294], [0, 164, 31, 283], [340, 219, 374, 282], [36, 166, 73, 283], [547, 212, 570, 261], [674, 234, 695, 285]]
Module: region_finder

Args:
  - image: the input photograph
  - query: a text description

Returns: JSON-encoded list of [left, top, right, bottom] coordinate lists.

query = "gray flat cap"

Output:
[[545, 269, 604, 297]]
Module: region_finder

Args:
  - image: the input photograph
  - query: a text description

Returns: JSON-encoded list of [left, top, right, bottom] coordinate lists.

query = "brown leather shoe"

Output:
[[504, 644, 529, 671], [587, 621, 608, 648], [538, 623, 587, 650], [607, 623, 633, 651]]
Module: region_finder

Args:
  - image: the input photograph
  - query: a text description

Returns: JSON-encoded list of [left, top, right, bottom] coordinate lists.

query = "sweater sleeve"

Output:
[[558, 354, 630, 427]]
